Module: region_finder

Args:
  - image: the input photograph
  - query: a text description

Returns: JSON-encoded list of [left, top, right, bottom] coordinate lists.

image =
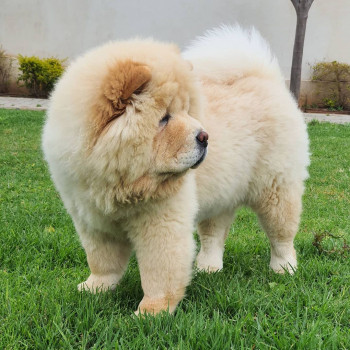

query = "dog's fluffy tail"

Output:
[[183, 25, 283, 83]]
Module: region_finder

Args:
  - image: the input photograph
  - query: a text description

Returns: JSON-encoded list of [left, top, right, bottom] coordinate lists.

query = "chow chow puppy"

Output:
[[42, 25, 309, 314]]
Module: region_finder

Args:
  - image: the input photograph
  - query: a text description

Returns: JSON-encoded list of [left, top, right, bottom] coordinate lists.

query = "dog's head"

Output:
[[50, 40, 208, 203]]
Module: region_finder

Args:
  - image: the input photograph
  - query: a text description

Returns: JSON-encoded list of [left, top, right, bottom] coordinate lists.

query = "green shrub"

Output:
[[17, 55, 65, 97], [0, 46, 13, 93], [323, 97, 343, 111], [311, 61, 350, 110]]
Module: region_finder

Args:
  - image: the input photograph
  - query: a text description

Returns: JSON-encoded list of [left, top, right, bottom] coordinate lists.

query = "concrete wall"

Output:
[[1, 0, 349, 81]]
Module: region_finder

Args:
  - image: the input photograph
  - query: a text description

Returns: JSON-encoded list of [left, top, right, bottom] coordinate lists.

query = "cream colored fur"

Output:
[[42, 25, 309, 315]]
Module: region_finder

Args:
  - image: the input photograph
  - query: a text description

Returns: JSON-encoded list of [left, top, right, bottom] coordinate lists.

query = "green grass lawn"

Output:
[[0, 109, 349, 349]]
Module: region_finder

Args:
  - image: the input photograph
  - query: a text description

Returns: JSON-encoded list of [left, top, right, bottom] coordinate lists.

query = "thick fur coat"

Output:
[[43, 25, 309, 314]]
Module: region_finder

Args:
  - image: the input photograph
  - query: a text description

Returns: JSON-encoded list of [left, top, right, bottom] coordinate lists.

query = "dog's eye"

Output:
[[159, 114, 171, 126]]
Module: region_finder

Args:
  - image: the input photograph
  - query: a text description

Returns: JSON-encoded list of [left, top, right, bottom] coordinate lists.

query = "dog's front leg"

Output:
[[76, 221, 133, 293], [129, 213, 196, 315]]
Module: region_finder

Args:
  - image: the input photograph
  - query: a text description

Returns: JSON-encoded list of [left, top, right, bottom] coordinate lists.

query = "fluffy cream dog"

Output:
[[42, 25, 309, 314]]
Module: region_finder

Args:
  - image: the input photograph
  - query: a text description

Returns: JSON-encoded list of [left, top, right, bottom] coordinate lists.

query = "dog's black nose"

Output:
[[196, 131, 209, 147]]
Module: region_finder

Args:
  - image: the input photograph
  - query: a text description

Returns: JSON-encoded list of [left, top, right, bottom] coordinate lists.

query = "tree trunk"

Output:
[[290, 0, 314, 103], [290, 14, 307, 101]]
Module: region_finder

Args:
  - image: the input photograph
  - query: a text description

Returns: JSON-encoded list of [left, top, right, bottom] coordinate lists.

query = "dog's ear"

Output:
[[104, 60, 151, 113]]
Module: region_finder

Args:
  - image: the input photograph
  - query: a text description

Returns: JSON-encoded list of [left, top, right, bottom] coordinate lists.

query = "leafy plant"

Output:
[[17, 55, 66, 97], [313, 231, 349, 257], [323, 98, 344, 111], [311, 61, 350, 110], [0, 46, 14, 93]]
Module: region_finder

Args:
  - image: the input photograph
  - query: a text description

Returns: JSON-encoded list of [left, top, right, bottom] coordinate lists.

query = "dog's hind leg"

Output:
[[196, 210, 234, 272], [77, 230, 133, 293], [253, 182, 304, 274]]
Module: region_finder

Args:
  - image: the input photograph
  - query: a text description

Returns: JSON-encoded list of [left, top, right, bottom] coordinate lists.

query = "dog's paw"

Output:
[[134, 295, 178, 315], [196, 249, 223, 273], [196, 252, 223, 273], [77, 273, 119, 293], [270, 255, 297, 275]]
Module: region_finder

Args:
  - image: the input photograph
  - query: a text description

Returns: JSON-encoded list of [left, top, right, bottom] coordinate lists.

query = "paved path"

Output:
[[0, 96, 48, 111], [1, 96, 350, 124], [303, 113, 350, 125]]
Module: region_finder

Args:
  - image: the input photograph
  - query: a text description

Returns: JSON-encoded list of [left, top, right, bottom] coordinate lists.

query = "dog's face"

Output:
[[71, 41, 208, 201], [153, 111, 208, 175]]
